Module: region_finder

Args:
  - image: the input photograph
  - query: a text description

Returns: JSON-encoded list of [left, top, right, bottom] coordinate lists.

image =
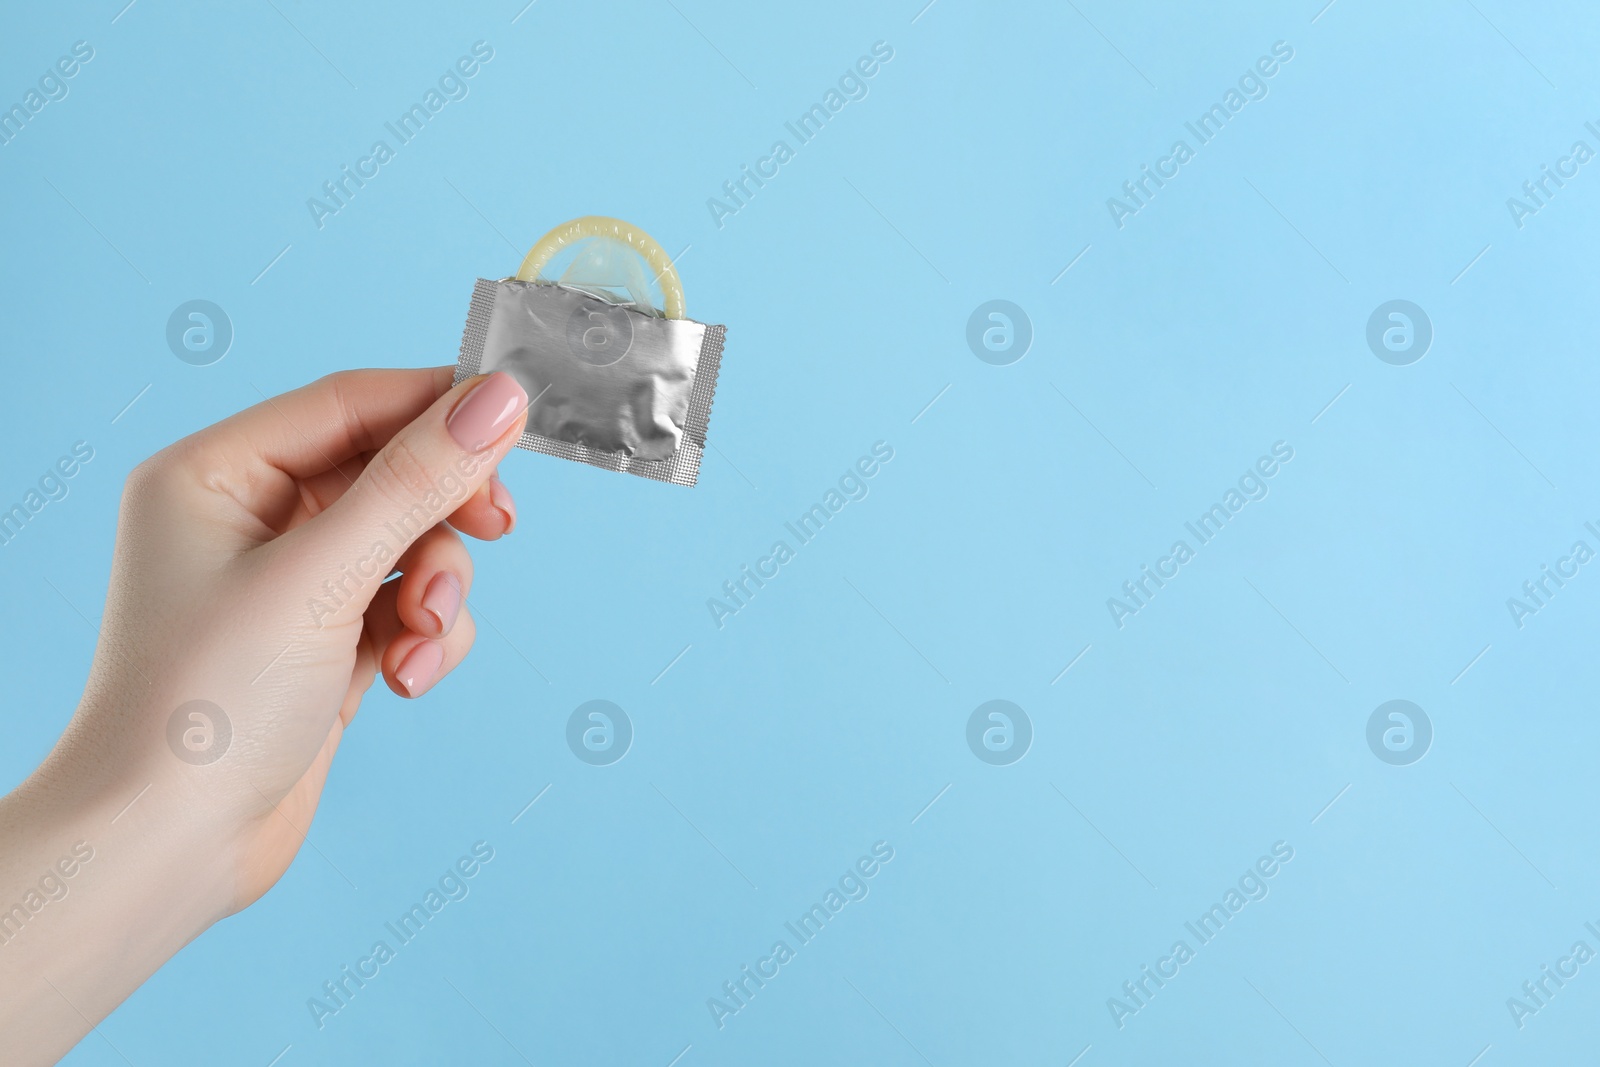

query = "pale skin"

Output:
[[0, 367, 531, 1065]]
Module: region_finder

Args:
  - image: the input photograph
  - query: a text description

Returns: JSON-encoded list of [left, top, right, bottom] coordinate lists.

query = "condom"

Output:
[[454, 217, 725, 486]]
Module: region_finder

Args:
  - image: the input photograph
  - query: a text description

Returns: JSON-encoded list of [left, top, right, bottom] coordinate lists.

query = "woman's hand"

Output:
[[0, 367, 529, 1064]]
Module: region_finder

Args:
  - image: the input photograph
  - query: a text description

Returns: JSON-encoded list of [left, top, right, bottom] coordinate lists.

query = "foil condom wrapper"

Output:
[[453, 278, 726, 487]]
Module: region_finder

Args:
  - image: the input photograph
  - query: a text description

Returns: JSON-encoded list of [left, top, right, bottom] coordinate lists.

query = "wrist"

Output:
[[0, 741, 236, 1063], [31, 716, 241, 920]]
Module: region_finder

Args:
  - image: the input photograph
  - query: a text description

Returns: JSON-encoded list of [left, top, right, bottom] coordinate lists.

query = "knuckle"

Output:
[[309, 370, 373, 455], [122, 445, 184, 503], [322, 370, 364, 433], [123, 455, 164, 498], [367, 437, 441, 509]]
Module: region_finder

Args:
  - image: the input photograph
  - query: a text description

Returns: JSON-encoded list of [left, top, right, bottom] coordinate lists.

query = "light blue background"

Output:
[[2, 0, 1597, 1063]]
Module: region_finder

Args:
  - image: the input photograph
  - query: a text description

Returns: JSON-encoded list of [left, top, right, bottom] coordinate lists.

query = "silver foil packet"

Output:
[[454, 278, 726, 486]]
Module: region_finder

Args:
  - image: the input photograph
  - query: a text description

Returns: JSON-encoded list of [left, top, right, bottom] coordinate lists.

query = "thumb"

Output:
[[288, 371, 528, 625]]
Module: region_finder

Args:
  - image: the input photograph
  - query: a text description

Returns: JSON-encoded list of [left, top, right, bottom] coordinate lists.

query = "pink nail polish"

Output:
[[489, 473, 516, 534], [396, 640, 445, 696], [447, 372, 528, 452], [421, 572, 462, 636]]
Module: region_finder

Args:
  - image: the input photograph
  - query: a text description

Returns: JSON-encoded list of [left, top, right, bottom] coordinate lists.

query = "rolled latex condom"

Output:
[[516, 216, 687, 320]]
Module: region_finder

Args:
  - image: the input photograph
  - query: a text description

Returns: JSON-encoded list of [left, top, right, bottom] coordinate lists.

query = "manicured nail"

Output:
[[447, 372, 528, 452], [396, 640, 445, 696], [489, 472, 516, 534], [421, 572, 462, 636]]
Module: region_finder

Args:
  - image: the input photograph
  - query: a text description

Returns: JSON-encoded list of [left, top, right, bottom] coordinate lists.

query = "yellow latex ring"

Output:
[[515, 215, 687, 320]]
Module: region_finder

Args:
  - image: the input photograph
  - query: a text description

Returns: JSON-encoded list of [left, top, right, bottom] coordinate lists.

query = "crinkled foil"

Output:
[[454, 279, 726, 486]]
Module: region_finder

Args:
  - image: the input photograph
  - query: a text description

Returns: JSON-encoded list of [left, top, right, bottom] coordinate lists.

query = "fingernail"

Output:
[[489, 473, 516, 534], [396, 640, 445, 696], [421, 572, 462, 636], [447, 372, 528, 452]]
